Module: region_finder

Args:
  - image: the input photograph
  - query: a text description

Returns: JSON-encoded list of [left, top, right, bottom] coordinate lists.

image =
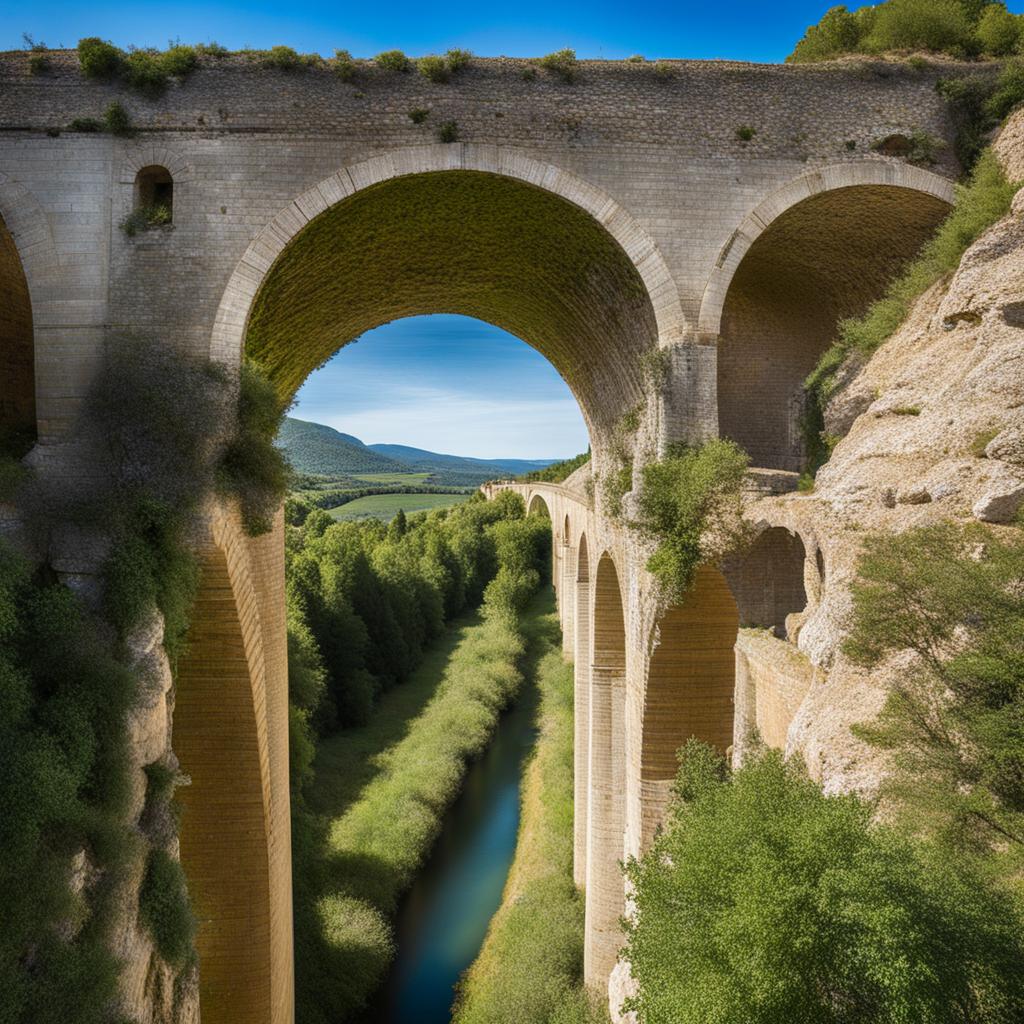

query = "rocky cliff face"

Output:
[[752, 112, 1024, 796]]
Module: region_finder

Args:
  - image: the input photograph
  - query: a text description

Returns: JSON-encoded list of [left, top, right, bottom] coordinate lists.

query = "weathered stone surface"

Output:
[[973, 485, 1024, 523]]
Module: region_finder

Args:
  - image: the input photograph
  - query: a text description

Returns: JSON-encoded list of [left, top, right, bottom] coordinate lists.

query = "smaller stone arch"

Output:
[[528, 492, 552, 518], [134, 165, 175, 221], [724, 525, 817, 759], [640, 567, 739, 849], [573, 532, 592, 888], [559, 512, 576, 656], [585, 552, 627, 989]]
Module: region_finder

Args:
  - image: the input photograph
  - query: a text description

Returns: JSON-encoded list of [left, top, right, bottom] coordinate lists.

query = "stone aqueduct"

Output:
[[0, 52, 964, 1021]]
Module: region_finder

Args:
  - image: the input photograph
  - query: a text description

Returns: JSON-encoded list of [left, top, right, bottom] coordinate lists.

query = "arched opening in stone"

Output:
[[717, 185, 950, 471], [174, 533, 274, 1024], [244, 170, 659, 448], [640, 567, 738, 850], [725, 526, 808, 640], [0, 211, 36, 455], [528, 493, 552, 518], [723, 526, 815, 758], [135, 165, 174, 223], [573, 532, 591, 888], [585, 552, 626, 988]]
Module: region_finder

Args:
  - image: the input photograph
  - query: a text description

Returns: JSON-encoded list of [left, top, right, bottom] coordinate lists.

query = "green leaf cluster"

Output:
[[788, 1, 1024, 63], [847, 523, 1024, 874], [634, 439, 749, 600], [624, 742, 1024, 1024]]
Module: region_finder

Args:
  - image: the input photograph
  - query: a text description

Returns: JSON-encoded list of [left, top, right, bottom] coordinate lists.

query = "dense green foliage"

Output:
[[285, 490, 546, 731], [77, 37, 201, 94], [454, 597, 608, 1024], [634, 440, 749, 599], [788, 1, 1024, 63], [326, 491, 472, 521], [218, 362, 292, 534], [138, 848, 196, 968], [537, 48, 579, 82], [846, 523, 1024, 877], [803, 149, 1018, 474], [939, 58, 1024, 167], [0, 543, 134, 1023], [624, 742, 1024, 1024], [518, 450, 591, 483], [0, 338, 295, 1018], [289, 501, 551, 1022]]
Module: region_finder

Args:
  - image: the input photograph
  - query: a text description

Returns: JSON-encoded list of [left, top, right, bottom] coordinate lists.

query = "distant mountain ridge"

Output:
[[278, 417, 559, 479]]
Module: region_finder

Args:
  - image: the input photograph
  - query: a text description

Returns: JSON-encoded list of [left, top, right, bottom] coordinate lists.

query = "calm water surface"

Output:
[[366, 677, 540, 1024]]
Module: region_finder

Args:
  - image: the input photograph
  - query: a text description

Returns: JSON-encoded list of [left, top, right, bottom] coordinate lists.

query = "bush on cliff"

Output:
[[847, 523, 1024, 878], [623, 742, 1024, 1024], [788, 0, 1024, 63]]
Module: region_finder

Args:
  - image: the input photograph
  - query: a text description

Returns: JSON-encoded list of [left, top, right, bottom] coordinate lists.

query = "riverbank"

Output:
[[454, 600, 609, 1024], [293, 593, 533, 1023]]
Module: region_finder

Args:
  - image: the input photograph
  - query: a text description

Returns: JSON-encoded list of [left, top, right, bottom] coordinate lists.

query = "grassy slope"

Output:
[[454, 596, 609, 1024], [295, 601, 530, 1023], [327, 491, 473, 521]]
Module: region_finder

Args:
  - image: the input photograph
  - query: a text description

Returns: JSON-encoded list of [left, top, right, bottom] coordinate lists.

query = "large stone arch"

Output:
[[573, 531, 591, 888], [640, 567, 739, 850], [173, 509, 292, 1024], [585, 551, 627, 989], [699, 162, 954, 471], [209, 146, 686, 446], [0, 172, 59, 450]]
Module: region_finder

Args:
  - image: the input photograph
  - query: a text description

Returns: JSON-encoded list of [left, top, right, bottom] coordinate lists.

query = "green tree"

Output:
[[623, 742, 1024, 1024], [846, 523, 1024, 873]]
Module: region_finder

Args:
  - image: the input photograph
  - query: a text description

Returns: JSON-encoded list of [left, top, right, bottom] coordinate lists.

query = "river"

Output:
[[365, 673, 541, 1023]]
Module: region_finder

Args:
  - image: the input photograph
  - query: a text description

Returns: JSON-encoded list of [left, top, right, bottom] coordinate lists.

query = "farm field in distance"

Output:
[[327, 491, 474, 521]]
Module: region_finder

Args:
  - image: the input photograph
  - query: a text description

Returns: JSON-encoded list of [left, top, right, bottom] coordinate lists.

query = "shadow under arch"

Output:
[[585, 551, 627, 989], [700, 162, 954, 471], [0, 170, 62, 447], [174, 511, 292, 1024], [641, 567, 739, 850], [573, 531, 591, 888], [211, 147, 687, 445], [0, 210, 35, 452]]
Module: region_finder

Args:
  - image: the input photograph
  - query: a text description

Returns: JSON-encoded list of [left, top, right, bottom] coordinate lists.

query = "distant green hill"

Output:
[[277, 418, 408, 476], [278, 417, 561, 483], [367, 443, 556, 477]]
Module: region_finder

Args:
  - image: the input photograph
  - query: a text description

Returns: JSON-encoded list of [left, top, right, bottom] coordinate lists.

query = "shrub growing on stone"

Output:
[[77, 36, 122, 78], [408, 107, 429, 124], [538, 48, 578, 83], [418, 54, 450, 83], [332, 48, 357, 81], [103, 100, 134, 137], [735, 124, 756, 141], [847, 523, 1024, 873], [624, 742, 1024, 1024], [436, 119, 459, 143], [445, 47, 472, 72], [634, 439, 749, 599], [139, 848, 196, 967], [374, 49, 411, 72]]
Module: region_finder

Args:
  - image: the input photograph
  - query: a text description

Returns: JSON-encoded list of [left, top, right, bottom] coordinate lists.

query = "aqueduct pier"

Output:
[[0, 51, 963, 1021]]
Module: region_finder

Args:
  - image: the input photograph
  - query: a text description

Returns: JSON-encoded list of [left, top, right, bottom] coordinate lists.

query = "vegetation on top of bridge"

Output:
[[287, 492, 553, 1021], [788, 1, 1024, 63]]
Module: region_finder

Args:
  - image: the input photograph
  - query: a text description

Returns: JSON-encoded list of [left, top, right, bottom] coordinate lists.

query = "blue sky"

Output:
[[10, 2, 1023, 458], [291, 317, 589, 460], [17, 1, 1024, 64]]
